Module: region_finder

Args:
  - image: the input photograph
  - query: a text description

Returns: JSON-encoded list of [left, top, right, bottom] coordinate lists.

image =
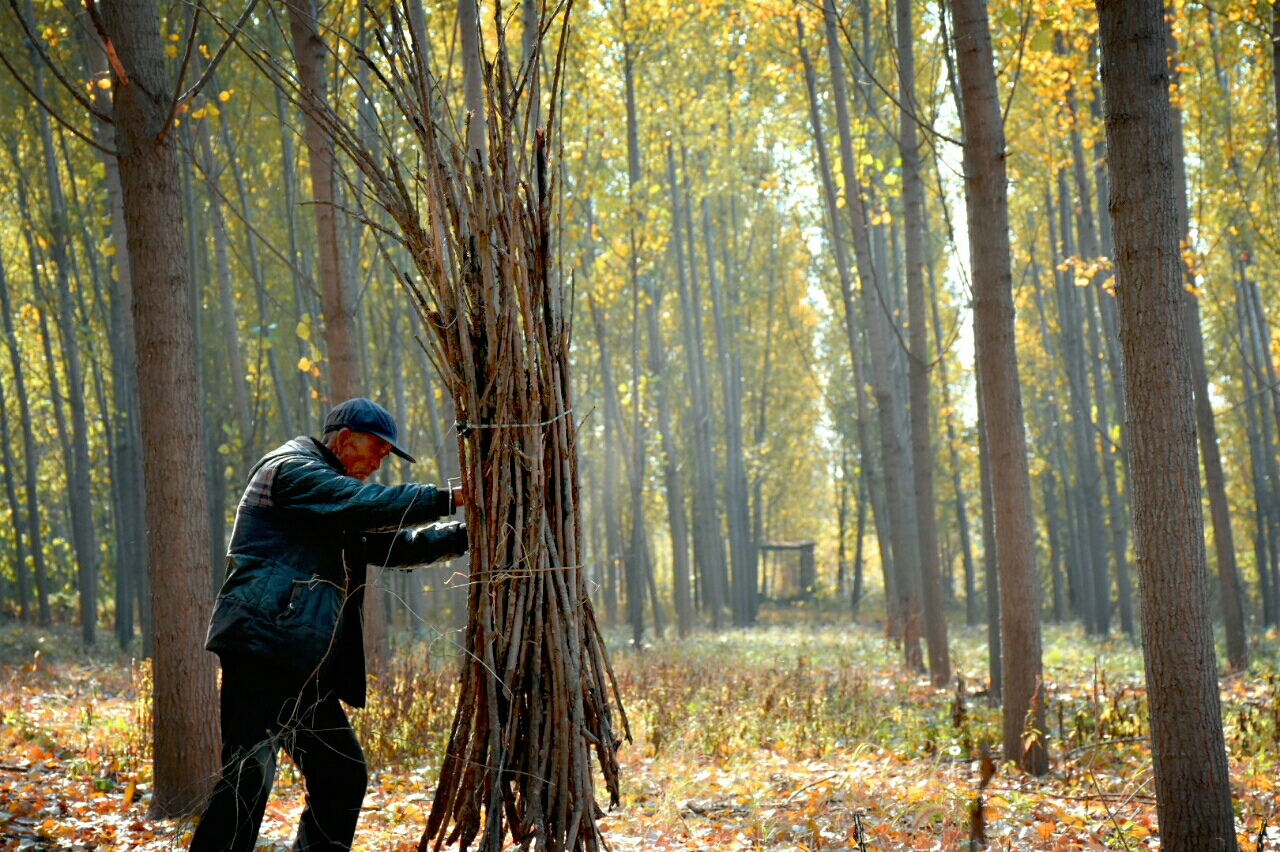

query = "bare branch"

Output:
[[175, 0, 261, 106], [155, 4, 202, 145], [81, 0, 127, 86], [0, 47, 116, 155], [6, 0, 113, 122]]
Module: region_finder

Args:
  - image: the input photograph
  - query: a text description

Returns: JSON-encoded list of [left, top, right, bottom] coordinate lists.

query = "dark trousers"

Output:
[[189, 659, 367, 852]]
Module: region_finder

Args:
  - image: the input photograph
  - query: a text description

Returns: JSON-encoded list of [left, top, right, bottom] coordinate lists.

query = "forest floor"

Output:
[[2, 611, 1280, 851]]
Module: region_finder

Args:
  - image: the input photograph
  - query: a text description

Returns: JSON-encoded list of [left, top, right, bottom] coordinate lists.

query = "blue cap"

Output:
[[323, 398, 416, 463]]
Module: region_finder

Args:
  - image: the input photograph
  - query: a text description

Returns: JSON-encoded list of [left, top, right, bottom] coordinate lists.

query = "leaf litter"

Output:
[[3, 622, 1279, 850]]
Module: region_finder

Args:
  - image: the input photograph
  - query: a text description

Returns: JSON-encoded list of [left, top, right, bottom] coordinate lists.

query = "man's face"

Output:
[[330, 429, 393, 481]]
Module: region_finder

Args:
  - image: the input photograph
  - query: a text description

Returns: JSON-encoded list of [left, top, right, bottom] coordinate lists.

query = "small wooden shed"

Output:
[[758, 540, 816, 600]]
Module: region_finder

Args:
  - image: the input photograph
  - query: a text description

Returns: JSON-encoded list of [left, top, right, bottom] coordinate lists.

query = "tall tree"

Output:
[[822, 0, 922, 668], [286, 0, 359, 403], [22, 0, 96, 644], [0, 257, 30, 622], [896, 0, 950, 686], [796, 14, 897, 630], [83, 17, 148, 650], [1095, 0, 1238, 843], [666, 144, 715, 633], [1165, 13, 1249, 670], [951, 0, 1046, 773], [98, 0, 220, 814], [0, 241, 49, 627]]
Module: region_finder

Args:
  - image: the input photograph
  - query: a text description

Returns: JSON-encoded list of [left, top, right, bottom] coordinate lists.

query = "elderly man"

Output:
[[191, 398, 467, 852]]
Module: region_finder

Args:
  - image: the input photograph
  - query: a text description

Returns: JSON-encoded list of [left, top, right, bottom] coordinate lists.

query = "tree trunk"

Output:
[[588, 293, 624, 629], [286, 0, 359, 404], [645, 237, 692, 636], [181, 141, 227, 602], [897, 0, 949, 686], [929, 256, 976, 627], [215, 105, 293, 438], [1165, 14, 1250, 664], [1066, 84, 1134, 637], [679, 154, 729, 628], [1042, 471, 1065, 623], [977, 373, 1000, 701], [0, 244, 49, 627], [0, 259, 30, 622], [822, 0, 921, 667], [100, 0, 220, 815], [952, 0, 1046, 772], [1043, 191, 1094, 627], [752, 244, 776, 602], [275, 84, 317, 433], [623, 50, 647, 646], [83, 21, 148, 649], [21, 1, 97, 644], [702, 198, 753, 629], [195, 112, 254, 475], [1095, 0, 1239, 843], [797, 19, 897, 629], [1055, 169, 1110, 635], [457, 0, 486, 165]]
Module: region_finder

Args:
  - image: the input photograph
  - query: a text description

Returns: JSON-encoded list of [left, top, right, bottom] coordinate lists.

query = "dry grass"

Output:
[[3, 618, 1280, 849]]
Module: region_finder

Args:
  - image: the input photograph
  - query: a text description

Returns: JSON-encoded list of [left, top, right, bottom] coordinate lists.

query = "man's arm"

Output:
[[272, 458, 454, 528], [363, 523, 469, 568]]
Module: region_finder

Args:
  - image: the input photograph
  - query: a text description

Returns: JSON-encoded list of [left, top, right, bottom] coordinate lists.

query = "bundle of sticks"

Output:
[[253, 2, 628, 850]]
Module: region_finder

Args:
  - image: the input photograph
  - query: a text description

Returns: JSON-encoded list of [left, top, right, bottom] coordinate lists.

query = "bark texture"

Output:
[[99, 0, 220, 815], [897, 0, 950, 686], [1095, 0, 1238, 845], [951, 0, 1045, 773]]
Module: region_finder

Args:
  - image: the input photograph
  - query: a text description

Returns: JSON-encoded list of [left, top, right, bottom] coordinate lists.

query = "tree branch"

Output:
[[0, 48, 116, 155], [6, 0, 113, 122], [155, 4, 202, 144], [176, 0, 261, 107], [81, 0, 127, 86]]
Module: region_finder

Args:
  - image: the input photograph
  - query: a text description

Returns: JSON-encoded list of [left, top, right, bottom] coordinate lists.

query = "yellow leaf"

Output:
[[97, 78, 111, 90], [123, 779, 137, 808], [297, 356, 312, 372], [295, 321, 311, 341], [218, 89, 233, 102], [164, 44, 178, 58]]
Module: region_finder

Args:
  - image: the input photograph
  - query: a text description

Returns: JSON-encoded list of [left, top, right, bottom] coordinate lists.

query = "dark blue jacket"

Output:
[[205, 436, 467, 706]]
